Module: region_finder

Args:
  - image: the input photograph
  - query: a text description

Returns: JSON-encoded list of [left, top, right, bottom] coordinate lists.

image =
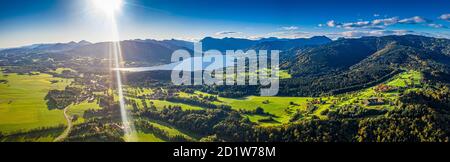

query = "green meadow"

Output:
[[133, 119, 195, 142], [0, 70, 72, 134], [134, 131, 164, 142], [66, 100, 102, 124], [49, 67, 76, 74], [111, 87, 204, 111], [220, 96, 314, 123]]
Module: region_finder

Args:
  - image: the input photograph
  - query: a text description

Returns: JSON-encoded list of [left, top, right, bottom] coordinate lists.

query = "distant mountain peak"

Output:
[[78, 40, 91, 45]]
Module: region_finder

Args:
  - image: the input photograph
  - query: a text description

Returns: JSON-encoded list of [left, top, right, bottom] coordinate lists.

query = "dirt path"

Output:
[[54, 107, 72, 142]]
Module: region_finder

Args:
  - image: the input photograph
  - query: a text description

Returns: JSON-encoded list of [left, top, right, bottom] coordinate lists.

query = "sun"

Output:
[[92, 0, 123, 15]]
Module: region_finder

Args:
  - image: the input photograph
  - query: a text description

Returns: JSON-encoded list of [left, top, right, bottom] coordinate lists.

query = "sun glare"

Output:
[[92, 0, 123, 15], [90, 0, 136, 141]]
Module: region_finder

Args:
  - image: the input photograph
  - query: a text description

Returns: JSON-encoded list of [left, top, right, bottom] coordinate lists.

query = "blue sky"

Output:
[[0, 0, 449, 48]]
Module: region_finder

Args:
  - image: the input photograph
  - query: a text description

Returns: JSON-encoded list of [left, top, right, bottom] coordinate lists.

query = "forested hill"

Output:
[[283, 35, 450, 76], [194, 35, 450, 97]]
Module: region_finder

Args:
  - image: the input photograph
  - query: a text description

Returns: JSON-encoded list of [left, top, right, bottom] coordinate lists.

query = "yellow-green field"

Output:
[[66, 100, 102, 124], [219, 96, 315, 123], [386, 70, 422, 88], [0, 70, 73, 134], [222, 68, 292, 81], [133, 120, 195, 142], [111, 87, 204, 111], [134, 132, 165, 142], [336, 70, 423, 108], [49, 67, 76, 74]]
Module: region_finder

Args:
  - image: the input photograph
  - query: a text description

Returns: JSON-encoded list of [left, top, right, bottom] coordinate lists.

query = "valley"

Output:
[[0, 35, 449, 142]]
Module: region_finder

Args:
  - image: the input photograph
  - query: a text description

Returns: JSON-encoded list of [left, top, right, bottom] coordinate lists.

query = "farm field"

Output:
[[0, 69, 73, 134]]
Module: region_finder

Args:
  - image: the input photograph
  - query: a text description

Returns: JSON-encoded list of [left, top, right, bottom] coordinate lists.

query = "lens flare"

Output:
[[91, 0, 136, 141], [92, 0, 123, 15], [110, 15, 137, 142]]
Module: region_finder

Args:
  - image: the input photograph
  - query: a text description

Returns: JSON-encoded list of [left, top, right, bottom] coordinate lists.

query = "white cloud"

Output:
[[340, 30, 413, 38], [341, 21, 372, 29], [427, 23, 447, 28], [280, 26, 299, 30], [374, 14, 380, 17], [398, 16, 430, 24], [326, 20, 340, 27], [372, 17, 399, 26], [439, 14, 450, 21], [324, 16, 444, 30], [215, 31, 242, 36]]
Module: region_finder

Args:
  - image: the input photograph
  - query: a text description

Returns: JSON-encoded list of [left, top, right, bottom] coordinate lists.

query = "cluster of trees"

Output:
[[356, 105, 448, 142], [139, 107, 228, 136], [289, 110, 304, 122], [50, 69, 78, 78], [65, 120, 125, 142], [239, 107, 272, 116], [45, 87, 82, 110], [196, 85, 259, 98], [83, 104, 121, 121], [165, 96, 231, 110], [355, 87, 450, 142], [327, 105, 388, 119], [197, 93, 218, 102]]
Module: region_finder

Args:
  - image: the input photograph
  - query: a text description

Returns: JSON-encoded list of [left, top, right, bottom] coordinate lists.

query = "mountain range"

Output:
[[1, 34, 450, 96], [0, 36, 332, 65]]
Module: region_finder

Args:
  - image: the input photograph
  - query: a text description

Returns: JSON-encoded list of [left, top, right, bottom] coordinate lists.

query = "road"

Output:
[[53, 107, 72, 142]]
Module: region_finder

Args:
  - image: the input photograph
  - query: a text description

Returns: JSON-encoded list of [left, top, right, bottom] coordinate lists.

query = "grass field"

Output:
[[66, 100, 102, 124], [49, 67, 76, 74], [336, 70, 423, 109], [386, 70, 422, 88], [221, 68, 292, 81], [133, 119, 195, 142], [0, 126, 64, 142], [0, 70, 73, 134], [220, 96, 312, 123], [115, 87, 204, 111], [175, 91, 333, 125], [134, 132, 165, 142]]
